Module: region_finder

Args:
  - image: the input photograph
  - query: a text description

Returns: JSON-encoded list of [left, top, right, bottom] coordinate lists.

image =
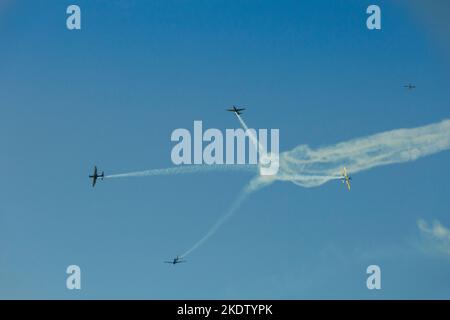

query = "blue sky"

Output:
[[1, 0, 450, 299]]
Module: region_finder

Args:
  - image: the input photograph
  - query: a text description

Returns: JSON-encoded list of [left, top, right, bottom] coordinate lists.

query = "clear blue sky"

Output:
[[1, 0, 450, 299]]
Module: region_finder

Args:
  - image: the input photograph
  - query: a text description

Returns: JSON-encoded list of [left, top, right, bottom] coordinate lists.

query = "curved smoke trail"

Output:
[[259, 118, 450, 189]]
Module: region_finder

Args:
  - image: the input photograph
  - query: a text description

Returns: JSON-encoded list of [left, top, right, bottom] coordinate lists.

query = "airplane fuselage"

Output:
[[89, 167, 104, 187], [227, 106, 245, 115], [165, 256, 186, 265]]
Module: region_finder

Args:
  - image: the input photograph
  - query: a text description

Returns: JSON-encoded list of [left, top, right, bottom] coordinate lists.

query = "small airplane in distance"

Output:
[[341, 167, 352, 191], [404, 83, 416, 90], [226, 105, 246, 115], [89, 166, 104, 187], [164, 256, 186, 265]]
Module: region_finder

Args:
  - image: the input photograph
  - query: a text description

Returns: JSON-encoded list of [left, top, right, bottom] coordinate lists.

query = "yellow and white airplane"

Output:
[[341, 167, 352, 191]]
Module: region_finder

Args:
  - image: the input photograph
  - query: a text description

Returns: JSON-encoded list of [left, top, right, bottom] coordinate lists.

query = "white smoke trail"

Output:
[[180, 177, 270, 259], [104, 118, 450, 258], [180, 189, 249, 258], [236, 113, 266, 155], [105, 114, 450, 257], [257, 119, 450, 189], [105, 164, 257, 179], [180, 119, 450, 258], [162, 118, 449, 192], [107, 119, 450, 187], [179, 114, 277, 258], [104, 114, 263, 181]]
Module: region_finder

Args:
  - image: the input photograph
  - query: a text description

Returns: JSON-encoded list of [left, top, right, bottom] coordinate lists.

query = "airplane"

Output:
[[226, 105, 246, 115], [164, 256, 186, 265], [340, 167, 352, 191], [404, 83, 416, 90], [89, 166, 104, 187]]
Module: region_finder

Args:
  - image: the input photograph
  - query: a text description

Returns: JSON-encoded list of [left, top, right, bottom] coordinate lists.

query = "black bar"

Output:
[[1, 300, 449, 319]]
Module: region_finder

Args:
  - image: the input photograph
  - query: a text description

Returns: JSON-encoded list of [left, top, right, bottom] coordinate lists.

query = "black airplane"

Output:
[[89, 166, 104, 187], [404, 83, 416, 90], [164, 256, 186, 265], [226, 105, 246, 115]]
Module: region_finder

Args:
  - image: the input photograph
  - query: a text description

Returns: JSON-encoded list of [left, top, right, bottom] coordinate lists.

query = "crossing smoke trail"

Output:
[[105, 117, 450, 258], [104, 113, 268, 259], [107, 119, 450, 189], [104, 113, 266, 259]]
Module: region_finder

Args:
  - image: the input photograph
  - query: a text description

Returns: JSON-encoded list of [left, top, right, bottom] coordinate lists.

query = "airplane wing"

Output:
[[346, 179, 351, 190], [92, 177, 97, 187]]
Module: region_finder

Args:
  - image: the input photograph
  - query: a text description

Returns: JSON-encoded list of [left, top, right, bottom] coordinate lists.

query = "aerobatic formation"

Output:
[[89, 98, 450, 264]]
